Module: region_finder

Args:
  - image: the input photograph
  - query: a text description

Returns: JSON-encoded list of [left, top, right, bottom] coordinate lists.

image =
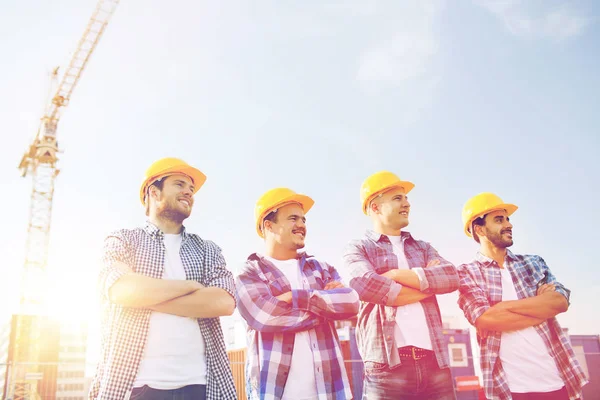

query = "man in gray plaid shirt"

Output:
[[343, 171, 459, 400], [89, 157, 237, 400]]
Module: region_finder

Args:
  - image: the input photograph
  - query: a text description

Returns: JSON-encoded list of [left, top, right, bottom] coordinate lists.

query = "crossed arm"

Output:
[[235, 264, 359, 333], [99, 237, 235, 319], [457, 264, 569, 335], [343, 242, 459, 307]]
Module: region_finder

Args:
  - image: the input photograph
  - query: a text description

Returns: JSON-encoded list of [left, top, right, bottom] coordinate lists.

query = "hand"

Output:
[[426, 259, 440, 268], [537, 283, 556, 296], [324, 281, 345, 290], [276, 291, 293, 304]]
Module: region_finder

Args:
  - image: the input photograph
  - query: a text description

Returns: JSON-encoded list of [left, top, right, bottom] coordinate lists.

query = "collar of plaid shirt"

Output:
[[459, 250, 588, 400], [89, 221, 237, 400]]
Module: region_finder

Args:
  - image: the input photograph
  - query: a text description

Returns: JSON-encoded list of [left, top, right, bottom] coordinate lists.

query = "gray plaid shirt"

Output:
[[89, 221, 237, 400]]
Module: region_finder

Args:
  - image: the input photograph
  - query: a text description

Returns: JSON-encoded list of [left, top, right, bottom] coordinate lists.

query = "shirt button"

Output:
[[386, 336, 391, 340]]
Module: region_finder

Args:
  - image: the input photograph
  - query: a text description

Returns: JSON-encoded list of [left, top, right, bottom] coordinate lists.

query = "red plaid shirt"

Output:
[[457, 250, 588, 400]]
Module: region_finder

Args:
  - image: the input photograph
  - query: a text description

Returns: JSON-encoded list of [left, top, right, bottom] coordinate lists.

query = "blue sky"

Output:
[[1, 0, 598, 359]]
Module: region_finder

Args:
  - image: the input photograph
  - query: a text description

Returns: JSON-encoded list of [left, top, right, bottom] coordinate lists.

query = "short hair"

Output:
[[145, 177, 166, 216], [471, 215, 487, 243], [262, 209, 279, 235]]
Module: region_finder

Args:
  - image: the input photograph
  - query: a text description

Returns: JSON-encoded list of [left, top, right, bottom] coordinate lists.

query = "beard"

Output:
[[156, 198, 191, 223], [488, 230, 513, 249]]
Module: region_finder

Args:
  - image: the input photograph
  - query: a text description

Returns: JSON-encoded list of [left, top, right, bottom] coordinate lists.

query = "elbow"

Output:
[[557, 297, 569, 313], [218, 295, 236, 316], [475, 314, 491, 331]]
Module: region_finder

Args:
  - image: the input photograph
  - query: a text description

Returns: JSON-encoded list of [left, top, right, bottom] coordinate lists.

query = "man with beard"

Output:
[[457, 192, 587, 400], [89, 158, 237, 400], [236, 187, 360, 400], [343, 171, 459, 400]]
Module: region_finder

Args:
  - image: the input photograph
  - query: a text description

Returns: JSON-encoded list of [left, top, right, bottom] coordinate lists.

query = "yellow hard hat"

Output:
[[462, 192, 518, 237], [140, 157, 207, 205], [360, 171, 414, 214], [255, 188, 314, 238]]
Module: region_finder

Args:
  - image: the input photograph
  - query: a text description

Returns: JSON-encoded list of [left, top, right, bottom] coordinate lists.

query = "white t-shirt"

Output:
[[265, 256, 318, 400], [499, 266, 564, 393], [134, 233, 207, 389], [387, 235, 433, 350]]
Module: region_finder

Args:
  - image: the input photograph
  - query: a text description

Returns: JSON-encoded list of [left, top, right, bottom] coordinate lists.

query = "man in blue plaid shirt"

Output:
[[90, 158, 237, 400], [343, 171, 459, 399], [236, 187, 360, 400], [457, 192, 588, 400]]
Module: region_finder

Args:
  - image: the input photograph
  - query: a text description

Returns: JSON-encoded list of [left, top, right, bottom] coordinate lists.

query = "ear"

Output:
[[148, 185, 161, 201], [263, 219, 272, 234], [369, 200, 379, 215], [473, 223, 485, 240]]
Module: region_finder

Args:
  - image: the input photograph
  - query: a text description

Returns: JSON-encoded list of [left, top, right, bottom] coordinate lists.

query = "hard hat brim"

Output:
[[362, 181, 415, 214], [256, 194, 314, 238], [140, 165, 207, 205], [464, 203, 518, 237]]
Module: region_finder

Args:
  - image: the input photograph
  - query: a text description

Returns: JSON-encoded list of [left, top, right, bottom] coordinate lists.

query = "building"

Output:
[[0, 317, 11, 398], [55, 321, 88, 400], [570, 334, 600, 399]]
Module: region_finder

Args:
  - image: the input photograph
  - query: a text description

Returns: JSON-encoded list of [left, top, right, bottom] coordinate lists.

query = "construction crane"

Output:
[[7, 1, 119, 399]]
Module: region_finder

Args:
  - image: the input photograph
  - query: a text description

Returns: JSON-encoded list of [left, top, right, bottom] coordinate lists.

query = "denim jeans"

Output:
[[363, 353, 456, 400], [130, 384, 207, 400]]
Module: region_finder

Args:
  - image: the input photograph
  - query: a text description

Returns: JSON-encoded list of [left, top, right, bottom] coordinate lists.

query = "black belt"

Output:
[[398, 346, 433, 360]]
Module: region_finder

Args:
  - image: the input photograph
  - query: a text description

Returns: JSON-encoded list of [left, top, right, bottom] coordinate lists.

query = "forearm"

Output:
[[476, 305, 545, 332], [391, 286, 433, 306], [108, 274, 198, 307], [150, 287, 235, 318], [295, 288, 359, 320], [381, 270, 421, 290], [503, 292, 569, 319]]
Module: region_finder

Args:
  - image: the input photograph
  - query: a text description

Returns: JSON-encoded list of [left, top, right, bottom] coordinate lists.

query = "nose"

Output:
[[506, 220, 513, 229], [403, 198, 411, 208], [182, 185, 193, 197], [296, 219, 306, 229]]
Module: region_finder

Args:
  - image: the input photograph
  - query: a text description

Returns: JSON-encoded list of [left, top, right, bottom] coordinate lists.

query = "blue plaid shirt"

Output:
[[457, 250, 588, 400], [235, 252, 360, 400], [343, 230, 459, 369]]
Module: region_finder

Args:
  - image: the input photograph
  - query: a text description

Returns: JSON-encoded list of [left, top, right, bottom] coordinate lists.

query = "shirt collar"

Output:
[[475, 249, 517, 267], [144, 220, 188, 241], [365, 229, 412, 243]]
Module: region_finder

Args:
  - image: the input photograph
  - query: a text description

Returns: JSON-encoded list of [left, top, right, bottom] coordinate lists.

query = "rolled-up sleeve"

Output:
[[98, 235, 132, 301], [343, 241, 402, 306], [204, 240, 236, 302], [457, 264, 490, 326], [537, 256, 571, 304]]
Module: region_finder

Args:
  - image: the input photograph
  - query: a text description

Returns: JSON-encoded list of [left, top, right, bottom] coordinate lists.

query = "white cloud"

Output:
[[475, 0, 590, 39], [356, 1, 443, 86]]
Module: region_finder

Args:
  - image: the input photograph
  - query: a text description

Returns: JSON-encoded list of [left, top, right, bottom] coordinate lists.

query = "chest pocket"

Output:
[[133, 238, 164, 279], [181, 238, 205, 284]]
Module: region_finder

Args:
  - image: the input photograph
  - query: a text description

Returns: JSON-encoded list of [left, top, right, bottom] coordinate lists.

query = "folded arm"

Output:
[[277, 266, 360, 320], [235, 268, 323, 333], [149, 240, 236, 318], [457, 264, 544, 333]]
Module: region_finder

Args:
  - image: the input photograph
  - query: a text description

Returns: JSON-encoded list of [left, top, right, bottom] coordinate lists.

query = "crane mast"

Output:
[[7, 1, 119, 399]]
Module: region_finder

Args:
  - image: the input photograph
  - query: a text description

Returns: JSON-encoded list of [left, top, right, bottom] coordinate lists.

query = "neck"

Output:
[[265, 241, 298, 261], [373, 221, 402, 236], [149, 214, 183, 234], [480, 241, 507, 268]]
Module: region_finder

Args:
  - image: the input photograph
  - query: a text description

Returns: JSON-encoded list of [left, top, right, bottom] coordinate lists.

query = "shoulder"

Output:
[[457, 260, 482, 273], [104, 227, 144, 245]]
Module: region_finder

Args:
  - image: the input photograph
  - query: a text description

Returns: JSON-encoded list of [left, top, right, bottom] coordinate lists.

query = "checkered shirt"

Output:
[[89, 221, 237, 400], [342, 230, 459, 369], [457, 250, 588, 400], [235, 252, 360, 400]]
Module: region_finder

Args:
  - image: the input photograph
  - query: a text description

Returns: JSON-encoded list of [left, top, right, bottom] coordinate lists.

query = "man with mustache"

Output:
[[236, 188, 360, 400], [343, 171, 459, 399], [89, 158, 237, 400], [457, 192, 587, 400]]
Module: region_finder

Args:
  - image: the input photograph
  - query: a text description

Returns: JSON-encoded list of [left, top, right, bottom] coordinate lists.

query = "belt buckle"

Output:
[[412, 347, 424, 360]]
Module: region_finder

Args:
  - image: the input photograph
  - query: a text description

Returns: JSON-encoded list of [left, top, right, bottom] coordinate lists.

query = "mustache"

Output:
[[501, 229, 512, 234]]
